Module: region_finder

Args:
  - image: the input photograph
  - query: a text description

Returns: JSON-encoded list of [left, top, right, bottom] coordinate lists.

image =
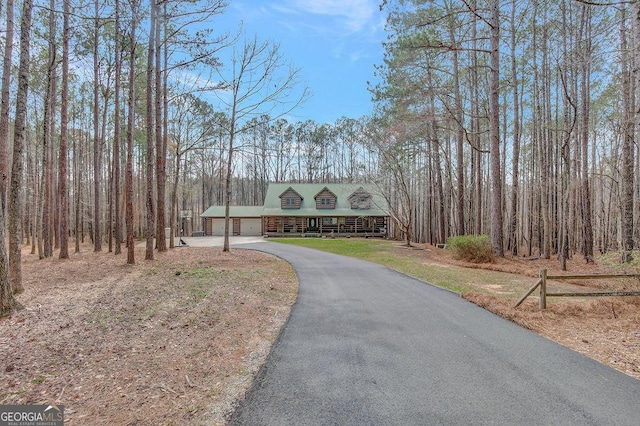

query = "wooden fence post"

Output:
[[539, 268, 547, 309]]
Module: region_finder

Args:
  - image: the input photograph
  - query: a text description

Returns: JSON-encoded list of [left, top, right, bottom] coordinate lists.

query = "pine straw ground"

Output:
[[0, 241, 638, 426], [0, 245, 297, 425], [418, 245, 640, 381]]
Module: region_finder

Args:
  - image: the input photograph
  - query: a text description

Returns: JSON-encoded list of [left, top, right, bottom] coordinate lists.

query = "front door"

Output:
[[307, 217, 317, 231], [233, 218, 241, 236]]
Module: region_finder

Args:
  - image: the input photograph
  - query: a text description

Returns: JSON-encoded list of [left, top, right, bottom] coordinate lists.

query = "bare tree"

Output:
[[145, 0, 157, 260], [125, 0, 139, 265], [42, 0, 58, 259], [0, 1, 17, 312], [93, 0, 103, 252], [9, 0, 34, 293], [507, 0, 521, 256], [113, 0, 122, 255], [365, 118, 415, 247], [58, 0, 70, 259], [213, 35, 308, 252], [155, 0, 166, 252], [489, 0, 504, 256], [0, 0, 14, 210], [621, 5, 634, 262]]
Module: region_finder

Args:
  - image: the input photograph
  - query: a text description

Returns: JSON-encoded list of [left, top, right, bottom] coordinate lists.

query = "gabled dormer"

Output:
[[314, 187, 337, 209], [279, 187, 303, 209], [348, 187, 372, 210]]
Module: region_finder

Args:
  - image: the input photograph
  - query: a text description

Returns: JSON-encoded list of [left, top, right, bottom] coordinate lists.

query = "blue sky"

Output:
[[217, 0, 388, 124]]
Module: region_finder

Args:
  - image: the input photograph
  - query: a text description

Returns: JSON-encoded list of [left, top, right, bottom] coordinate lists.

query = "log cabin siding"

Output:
[[280, 188, 303, 209], [316, 196, 336, 209], [315, 188, 337, 209], [348, 188, 373, 209]]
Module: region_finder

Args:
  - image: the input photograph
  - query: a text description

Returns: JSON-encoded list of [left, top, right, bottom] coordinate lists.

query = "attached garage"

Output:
[[240, 218, 262, 236], [200, 206, 264, 236], [211, 219, 226, 236]]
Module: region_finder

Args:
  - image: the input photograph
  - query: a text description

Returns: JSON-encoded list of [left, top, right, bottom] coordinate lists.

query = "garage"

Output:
[[240, 218, 262, 236], [200, 206, 264, 236], [211, 219, 226, 236]]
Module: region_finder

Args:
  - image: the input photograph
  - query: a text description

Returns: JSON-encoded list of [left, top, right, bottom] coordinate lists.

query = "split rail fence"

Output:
[[515, 268, 640, 309]]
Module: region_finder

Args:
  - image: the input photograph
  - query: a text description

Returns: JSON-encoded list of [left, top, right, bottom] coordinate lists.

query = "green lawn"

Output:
[[272, 238, 529, 296]]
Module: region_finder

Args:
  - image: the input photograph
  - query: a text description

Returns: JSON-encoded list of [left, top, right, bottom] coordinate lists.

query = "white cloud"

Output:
[[278, 0, 377, 35]]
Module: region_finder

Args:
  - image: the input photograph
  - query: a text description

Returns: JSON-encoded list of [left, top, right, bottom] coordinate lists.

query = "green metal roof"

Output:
[[262, 183, 389, 217], [201, 205, 264, 218], [201, 184, 389, 218]]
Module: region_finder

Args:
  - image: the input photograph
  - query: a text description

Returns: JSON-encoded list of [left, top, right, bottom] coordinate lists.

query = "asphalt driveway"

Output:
[[228, 241, 640, 425]]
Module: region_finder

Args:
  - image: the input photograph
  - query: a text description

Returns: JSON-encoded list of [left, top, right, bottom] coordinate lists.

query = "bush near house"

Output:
[[447, 234, 495, 263]]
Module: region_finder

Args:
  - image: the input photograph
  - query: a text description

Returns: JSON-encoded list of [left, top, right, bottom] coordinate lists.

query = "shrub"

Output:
[[446, 234, 495, 263]]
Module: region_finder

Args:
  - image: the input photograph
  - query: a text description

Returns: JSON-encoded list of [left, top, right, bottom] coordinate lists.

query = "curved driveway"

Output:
[[229, 242, 640, 425]]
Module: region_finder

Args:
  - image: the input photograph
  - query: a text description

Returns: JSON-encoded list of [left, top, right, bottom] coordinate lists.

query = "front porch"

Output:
[[262, 215, 389, 237], [264, 230, 388, 238]]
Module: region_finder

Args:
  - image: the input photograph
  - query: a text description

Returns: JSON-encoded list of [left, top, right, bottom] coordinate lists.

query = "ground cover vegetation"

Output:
[[275, 238, 640, 381], [0, 246, 297, 425], [447, 234, 495, 263]]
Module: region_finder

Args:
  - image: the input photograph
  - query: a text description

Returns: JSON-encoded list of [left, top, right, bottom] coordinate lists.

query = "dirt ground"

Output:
[[0, 245, 297, 425], [0, 241, 638, 426]]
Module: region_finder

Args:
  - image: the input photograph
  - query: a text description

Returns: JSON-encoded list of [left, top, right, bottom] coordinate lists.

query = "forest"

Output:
[[1, 0, 639, 315]]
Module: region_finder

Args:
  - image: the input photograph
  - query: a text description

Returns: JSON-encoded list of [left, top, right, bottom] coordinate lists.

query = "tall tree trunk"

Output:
[[93, 0, 102, 252], [0, 201, 16, 316], [471, 0, 482, 235], [0, 0, 14, 211], [621, 6, 635, 262], [163, 3, 172, 249], [125, 0, 138, 265], [559, 0, 574, 271], [0, 0, 16, 310], [113, 0, 122, 255], [448, 14, 465, 236], [155, 2, 166, 251], [42, 0, 58, 259], [223, 124, 234, 252], [145, 0, 156, 260], [537, 2, 551, 259], [508, 0, 520, 256], [579, 5, 594, 263], [9, 0, 34, 293], [58, 0, 70, 259], [170, 150, 181, 249], [489, 0, 504, 256], [74, 116, 81, 254]]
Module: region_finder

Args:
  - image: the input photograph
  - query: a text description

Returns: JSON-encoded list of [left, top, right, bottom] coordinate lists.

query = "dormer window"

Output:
[[279, 187, 303, 209], [349, 188, 372, 209], [315, 187, 337, 209]]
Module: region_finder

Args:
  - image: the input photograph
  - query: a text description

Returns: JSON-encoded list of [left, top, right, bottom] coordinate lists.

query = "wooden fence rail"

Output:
[[514, 269, 640, 309]]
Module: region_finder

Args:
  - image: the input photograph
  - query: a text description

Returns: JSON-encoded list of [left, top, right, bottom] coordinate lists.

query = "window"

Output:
[[321, 198, 330, 206], [322, 217, 338, 226], [350, 195, 371, 209], [280, 188, 303, 209], [283, 197, 300, 209]]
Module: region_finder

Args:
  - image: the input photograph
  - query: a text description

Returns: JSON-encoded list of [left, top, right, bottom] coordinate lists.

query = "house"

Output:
[[200, 183, 390, 237]]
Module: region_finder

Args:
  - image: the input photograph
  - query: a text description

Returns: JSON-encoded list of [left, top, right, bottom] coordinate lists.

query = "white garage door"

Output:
[[240, 218, 262, 236], [212, 219, 226, 236]]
